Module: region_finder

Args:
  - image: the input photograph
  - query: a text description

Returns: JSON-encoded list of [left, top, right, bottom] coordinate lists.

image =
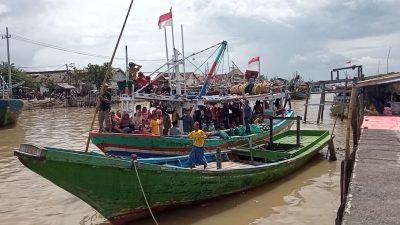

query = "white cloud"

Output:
[[0, 3, 10, 15], [0, 0, 399, 80]]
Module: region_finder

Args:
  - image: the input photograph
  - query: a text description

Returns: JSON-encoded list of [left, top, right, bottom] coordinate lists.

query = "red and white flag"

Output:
[[247, 56, 260, 72], [158, 11, 172, 29]]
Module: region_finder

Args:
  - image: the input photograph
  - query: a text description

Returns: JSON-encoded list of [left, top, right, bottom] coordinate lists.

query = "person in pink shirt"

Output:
[[141, 107, 149, 121]]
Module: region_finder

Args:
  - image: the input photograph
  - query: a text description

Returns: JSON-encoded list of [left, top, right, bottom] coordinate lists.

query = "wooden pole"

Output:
[[343, 86, 357, 196], [317, 84, 325, 124], [216, 148, 222, 169], [85, 0, 135, 152], [303, 83, 310, 123], [340, 80, 348, 121], [296, 116, 301, 147], [328, 139, 337, 161], [320, 83, 326, 122], [269, 116, 273, 150], [345, 86, 356, 160]]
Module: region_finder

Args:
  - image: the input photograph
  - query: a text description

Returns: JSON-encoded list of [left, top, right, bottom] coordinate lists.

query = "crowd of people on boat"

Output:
[[98, 84, 289, 135]]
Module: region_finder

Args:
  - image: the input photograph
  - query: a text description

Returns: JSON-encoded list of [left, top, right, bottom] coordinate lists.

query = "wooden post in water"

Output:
[[328, 138, 337, 161], [303, 83, 310, 123], [345, 86, 357, 160], [296, 116, 301, 147], [340, 80, 348, 121], [320, 83, 326, 122], [343, 86, 357, 198], [317, 83, 326, 124]]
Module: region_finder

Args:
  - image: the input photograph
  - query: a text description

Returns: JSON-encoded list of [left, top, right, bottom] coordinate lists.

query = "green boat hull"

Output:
[[15, 130, 331, 224]]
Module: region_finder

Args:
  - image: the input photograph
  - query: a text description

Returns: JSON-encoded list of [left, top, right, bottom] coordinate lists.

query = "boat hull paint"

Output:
[[0, 99, 24, 127], [15, 130, 331, 224], [91, 111, 295, 157]]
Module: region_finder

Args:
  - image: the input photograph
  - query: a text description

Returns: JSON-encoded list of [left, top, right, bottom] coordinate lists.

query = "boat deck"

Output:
[[342, 116, 400, 225], [192, 161, 255, 171]]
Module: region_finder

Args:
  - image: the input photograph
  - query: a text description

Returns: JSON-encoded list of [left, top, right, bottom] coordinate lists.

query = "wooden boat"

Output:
[[90, 110, 295, 157], [15, 129, 332, 225], [1, 74, 24, 127], [0, 99, 24, 127]]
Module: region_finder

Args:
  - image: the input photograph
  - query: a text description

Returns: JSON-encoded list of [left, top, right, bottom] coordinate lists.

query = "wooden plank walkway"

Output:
[[342, 116, 400, 225]]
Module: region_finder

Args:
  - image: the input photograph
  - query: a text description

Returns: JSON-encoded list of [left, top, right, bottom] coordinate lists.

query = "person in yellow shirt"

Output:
[[187, 122, 210, 169], [149, 114, 161, 135]]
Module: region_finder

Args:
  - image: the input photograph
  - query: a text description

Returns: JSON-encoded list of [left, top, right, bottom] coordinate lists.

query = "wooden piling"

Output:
[[340, 80, 348, 121], [328, 138, 337, 161], [317, 84, 326, 124], [303, 83, 310, 123], [320, 83, 326, 122]]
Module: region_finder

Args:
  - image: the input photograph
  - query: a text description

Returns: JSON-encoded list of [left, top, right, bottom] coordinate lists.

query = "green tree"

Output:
[[66, 67, 88, 86], [0, 62, 36, 87], [86, 63, 110, 89]]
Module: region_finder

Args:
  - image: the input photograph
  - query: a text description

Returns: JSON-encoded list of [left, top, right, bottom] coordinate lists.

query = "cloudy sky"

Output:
[[0, 0, 399, 80]]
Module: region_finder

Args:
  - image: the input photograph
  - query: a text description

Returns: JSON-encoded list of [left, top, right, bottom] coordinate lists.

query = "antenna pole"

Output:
[[386, 46, 391, 74], [1, 27, 12, 97]]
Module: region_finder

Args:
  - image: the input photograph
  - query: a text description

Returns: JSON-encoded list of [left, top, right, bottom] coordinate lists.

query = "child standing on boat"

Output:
[[188, 121, 210, 169]]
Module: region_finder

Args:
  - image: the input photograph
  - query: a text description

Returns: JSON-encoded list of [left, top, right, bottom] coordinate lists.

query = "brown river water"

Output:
[[0, 94, 346, 225]]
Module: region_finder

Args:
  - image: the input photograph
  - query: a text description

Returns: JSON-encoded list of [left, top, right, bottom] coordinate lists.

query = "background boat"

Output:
[[15, 129, 332, 225], [90, 110, 295, 157], [0, 99, 24, 126], [291, 91, 308, 100], [0, 75, 24, 127]]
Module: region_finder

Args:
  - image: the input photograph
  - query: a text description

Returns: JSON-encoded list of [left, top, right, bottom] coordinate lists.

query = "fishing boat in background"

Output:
[[90, 109, 294, 157], [290, 91, 308, 100], [0, 75, 24, 127], [90, 40, 295, 157], [288, 72, 309, 100], [15, 128, 333, 225]]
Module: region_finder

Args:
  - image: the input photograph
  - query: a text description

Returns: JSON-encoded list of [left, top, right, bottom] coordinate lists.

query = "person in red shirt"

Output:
[[136, 72, 147, 89]]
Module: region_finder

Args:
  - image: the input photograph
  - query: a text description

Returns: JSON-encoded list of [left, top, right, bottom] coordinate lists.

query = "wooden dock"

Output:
[[341, 116, 400, 225]]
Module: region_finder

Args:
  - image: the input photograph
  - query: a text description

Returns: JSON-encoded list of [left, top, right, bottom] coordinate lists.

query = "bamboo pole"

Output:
[[85, 0, 135, 152]]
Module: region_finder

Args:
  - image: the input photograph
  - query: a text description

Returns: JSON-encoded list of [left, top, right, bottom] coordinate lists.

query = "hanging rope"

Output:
[[85, 0, 135, 152], [133, 162, 159, 225], [180, 44, 221, 75]]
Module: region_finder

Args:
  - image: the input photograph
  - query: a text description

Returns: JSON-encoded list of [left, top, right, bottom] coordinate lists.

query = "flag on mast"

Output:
[[158, 11, 172, 29], [247, 56, 260, 72]]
